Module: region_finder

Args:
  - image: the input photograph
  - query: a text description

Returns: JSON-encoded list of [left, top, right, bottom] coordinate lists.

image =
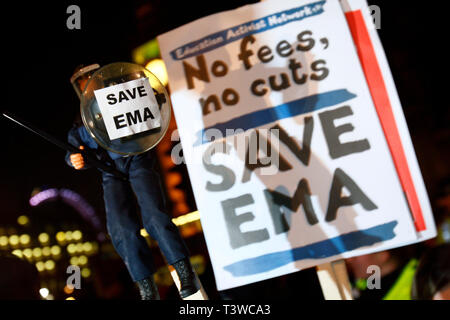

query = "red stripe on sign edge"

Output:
[[345, 10, 426, 232]]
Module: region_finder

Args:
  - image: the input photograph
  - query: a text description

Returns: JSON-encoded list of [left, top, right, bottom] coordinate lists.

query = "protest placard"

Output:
[[158, 0, 436, 290], [94, 78, 161, 140]]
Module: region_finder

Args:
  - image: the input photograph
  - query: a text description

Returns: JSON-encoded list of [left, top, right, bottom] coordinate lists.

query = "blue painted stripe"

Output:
[[194, 88, 356, 146], [223, 220, 398, 277]]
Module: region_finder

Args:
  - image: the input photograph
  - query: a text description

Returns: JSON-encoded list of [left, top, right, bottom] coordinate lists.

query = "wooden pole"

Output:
[[316, 260, 353, 300]]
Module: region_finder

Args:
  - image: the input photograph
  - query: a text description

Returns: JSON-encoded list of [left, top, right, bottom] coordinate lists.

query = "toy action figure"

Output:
[[66, 64, 199, 300]]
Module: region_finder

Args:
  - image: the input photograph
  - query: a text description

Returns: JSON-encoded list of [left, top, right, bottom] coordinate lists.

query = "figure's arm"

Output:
[[69, 146, 86, 170], [65, 127, 90, 170], [64, 125, 127, 179]]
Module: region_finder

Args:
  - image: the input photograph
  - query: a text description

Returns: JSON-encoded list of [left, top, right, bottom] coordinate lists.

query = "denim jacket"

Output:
[[65, 125, 122, 169]]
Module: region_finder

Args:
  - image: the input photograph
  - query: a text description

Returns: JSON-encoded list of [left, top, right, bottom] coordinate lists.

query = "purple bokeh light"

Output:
[[29, 188, 106, 241]]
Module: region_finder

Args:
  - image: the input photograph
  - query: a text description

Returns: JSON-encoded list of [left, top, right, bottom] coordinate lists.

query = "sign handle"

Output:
[[316, 260, 353, 300]]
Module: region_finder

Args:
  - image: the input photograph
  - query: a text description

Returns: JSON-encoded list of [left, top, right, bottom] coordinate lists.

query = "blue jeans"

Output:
[[101, 153, 189, 282]]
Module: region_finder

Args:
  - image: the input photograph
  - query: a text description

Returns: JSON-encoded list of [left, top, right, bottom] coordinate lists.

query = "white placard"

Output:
[[94, 77, 161, 140], [158, 0, 435, 290]]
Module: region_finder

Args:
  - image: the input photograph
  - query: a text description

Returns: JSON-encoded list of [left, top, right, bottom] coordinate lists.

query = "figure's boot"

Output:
[[136, 275, 160, 300], [172, 258, 200, 298]]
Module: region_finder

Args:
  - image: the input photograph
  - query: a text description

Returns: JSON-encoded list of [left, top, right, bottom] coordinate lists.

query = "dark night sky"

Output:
[[0, 1, 447, 226], [0, 0, 260, 225]]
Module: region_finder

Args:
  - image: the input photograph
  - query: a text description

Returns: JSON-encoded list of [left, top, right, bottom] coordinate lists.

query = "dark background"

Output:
[[0, 0, 447, 300]]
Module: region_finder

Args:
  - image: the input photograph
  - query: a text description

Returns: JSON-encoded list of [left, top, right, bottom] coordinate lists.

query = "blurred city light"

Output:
[[67, 243, 77, 255], [76, 243, 84, 253], [23, 248, 33, 260], [44, 260, 55, 271], [32, 247, 42, 258], [35, 261, 45, 272], [83, 242, 93, 253], [19, 234, 31, 246], [9, 235, 19, 246], [173, 211, 200, 226], [78, 255, 88, 266], [12, 249, 22, 258], [17, 215, 30, 226], [140, 210, 200, 238], [81, 267, 91, 278], [42, 246, 51, 257], [64, 285, 74, 295], [50, 245, 61, 256], [0, 236, 8, 247], [38, 233, 50, 244], [65, 231, 73, 241], [70, 256, 79, 266], [56, 231, 65, 243], [72, 230, 82, 241], [39, 288, 49, 299], [145, 59, 168, 86], [132, 38, 160, 65]]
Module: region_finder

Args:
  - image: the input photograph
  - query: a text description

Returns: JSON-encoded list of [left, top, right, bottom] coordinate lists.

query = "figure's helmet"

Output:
[[71, 62, 171, 155], [70, 64, 101, 99]]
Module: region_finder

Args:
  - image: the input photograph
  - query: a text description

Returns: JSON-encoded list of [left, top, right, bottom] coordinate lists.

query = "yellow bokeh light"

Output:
[[17, 215, 30, 226], [23, 248, 33, 259], [70, 256, 79, 266], [67, 243, 77, 255], [0, 236, 8, 247], [19, 234, 31, 246], [76, 243, 84, 253], [145, 59, 168, 86], [66, 297, 75, 300], [51, 245, 61, 256], [42, 247, 51, 257], [9, 235, 19, 246], [172, 210, 200, 226], [78, 255, 88, 266], [81, 267, 91, 278], [12, 249, 22, 258], [35, 261, 45, 272], [38, 233, 49, 244], [32, 247, 42, 258], [44, 260, 55, 270], [65, 231, 73, 241], [56, 232, 65, 242], [72, 230, 82, 241], [83, 242, 93, 253]]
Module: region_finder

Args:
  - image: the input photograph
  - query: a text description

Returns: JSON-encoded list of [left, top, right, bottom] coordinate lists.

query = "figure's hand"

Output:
[[70, 146, 85, 170]]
